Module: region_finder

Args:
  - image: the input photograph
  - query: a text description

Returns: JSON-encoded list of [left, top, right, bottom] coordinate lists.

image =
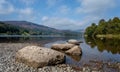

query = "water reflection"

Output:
[[0, 37, 119, 67], [0, 37, 66, 43], [67, 54, 81, 62], [84, 37, 120, 54], [0, 37, 81, 43]]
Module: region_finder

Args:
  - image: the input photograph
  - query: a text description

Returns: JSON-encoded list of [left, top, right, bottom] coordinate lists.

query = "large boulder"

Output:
[[15, 46, 65, 68], [65, 46, 82, 56], [67, 39, 83, 45], [51, 43, 75, 51]]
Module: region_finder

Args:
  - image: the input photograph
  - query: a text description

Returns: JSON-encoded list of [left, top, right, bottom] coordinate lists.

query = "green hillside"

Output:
[[0, 21, 80, 36]]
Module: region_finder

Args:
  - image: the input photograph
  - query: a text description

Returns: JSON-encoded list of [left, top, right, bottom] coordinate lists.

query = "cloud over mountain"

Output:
[[0, 0, 120, 30]]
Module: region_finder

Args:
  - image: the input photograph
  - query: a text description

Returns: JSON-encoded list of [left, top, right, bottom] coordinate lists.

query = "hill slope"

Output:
[[3, 21, 62, 34], [0, 21, 80, 36]]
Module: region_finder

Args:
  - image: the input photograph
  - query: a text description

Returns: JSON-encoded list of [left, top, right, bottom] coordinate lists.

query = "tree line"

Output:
[[84, 17, 120, 37]]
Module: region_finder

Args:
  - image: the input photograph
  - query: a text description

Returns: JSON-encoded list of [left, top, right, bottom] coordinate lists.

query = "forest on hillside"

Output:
[[84, 17, 120, 38], [0, 22, 26, 35]]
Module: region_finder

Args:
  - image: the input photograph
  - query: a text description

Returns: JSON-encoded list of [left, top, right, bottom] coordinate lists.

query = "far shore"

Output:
[[0, 35, 65, 37], [96, 34, 120, 38], [84, 34, 120, 39]]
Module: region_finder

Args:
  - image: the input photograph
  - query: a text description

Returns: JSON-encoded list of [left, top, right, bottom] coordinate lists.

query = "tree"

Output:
[[84, 23, 97, 37], [84, 17, 120, 37]]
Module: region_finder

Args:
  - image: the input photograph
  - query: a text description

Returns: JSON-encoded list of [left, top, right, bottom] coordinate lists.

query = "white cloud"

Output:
[[41, 17, 82, 30], [76, 0, 115, 15], [19, 8, 33, 15], [74, 0, 116, 28], [0, 0, 14, 14], [80, 15, 101, 27], [18, 7, 37, 22], [42, 16, 49, 21]]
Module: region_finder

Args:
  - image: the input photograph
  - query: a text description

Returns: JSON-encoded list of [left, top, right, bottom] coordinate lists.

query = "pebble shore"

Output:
[[0, 43, 120, 72]]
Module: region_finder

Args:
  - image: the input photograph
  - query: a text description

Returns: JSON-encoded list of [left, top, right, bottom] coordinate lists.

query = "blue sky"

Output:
[[0, 0, 120, 30]]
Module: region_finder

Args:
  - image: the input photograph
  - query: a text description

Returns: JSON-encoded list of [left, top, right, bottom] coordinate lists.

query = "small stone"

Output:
[[82, 67, 91, 72]]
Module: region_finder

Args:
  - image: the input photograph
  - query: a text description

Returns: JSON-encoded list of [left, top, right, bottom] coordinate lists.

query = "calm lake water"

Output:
[[0, 37, 120, 67]]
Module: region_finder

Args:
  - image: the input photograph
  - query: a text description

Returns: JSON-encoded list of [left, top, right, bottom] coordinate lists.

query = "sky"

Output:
[[0, 0, 120, 30]]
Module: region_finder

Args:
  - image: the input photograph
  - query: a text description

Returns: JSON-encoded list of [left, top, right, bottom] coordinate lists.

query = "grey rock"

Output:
[[67, 39, 82, 45], [65, 46, 82, 56], [51, 43, 75, 51], [15, 46, 65, 68]]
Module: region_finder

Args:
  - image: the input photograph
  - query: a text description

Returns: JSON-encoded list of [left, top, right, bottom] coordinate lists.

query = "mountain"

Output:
[[0, 21, 80, 36], [3, 21, 62, 33]]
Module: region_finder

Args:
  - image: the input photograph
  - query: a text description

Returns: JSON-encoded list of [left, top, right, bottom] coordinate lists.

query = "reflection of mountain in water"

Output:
[[84, 37, 120, 54], [0, 37, 69, 46]]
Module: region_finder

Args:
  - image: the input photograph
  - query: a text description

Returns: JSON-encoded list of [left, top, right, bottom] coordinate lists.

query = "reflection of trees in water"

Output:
[[84, 37, 120, 54], [84, 37, 96, 48]]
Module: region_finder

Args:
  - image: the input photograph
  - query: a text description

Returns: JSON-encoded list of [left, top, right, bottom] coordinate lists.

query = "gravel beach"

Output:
[[0, 43, 120, 72], [0, 43, 79, 72]]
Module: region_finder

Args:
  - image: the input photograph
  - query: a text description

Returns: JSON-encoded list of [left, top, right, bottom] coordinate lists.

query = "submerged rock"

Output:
[[15, 46, 65, 68]]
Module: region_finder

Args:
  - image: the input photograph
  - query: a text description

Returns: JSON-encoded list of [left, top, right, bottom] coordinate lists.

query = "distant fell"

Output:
[[0, 21, 81, 36], [3, 21, 62, 33]]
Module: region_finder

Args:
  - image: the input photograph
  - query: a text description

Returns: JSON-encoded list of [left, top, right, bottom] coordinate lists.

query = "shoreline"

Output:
[[84, 34, 120, 39], [0, 43, 120, 72]]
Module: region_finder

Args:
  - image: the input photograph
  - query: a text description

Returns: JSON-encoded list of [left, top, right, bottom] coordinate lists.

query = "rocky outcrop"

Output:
[[15, 46, 65, 68], [51, 43, 75, 51], [51, 39, 82, 56], [65, 46, 82, 55]]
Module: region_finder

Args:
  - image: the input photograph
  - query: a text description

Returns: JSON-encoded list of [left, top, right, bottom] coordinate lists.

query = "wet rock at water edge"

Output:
[[65, 46, 82, 56], [67, 39, 83, 45], [51, 43, 75, 51]]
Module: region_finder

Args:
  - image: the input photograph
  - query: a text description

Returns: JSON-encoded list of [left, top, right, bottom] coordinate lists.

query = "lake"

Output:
[[0, 36, 120, 67]]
